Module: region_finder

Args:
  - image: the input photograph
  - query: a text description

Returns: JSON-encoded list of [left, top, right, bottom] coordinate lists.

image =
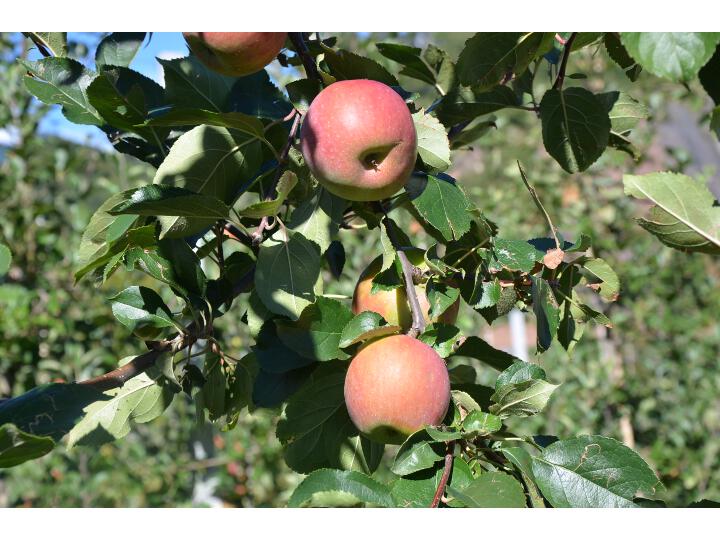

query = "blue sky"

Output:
[[32, 32, 190, 149]]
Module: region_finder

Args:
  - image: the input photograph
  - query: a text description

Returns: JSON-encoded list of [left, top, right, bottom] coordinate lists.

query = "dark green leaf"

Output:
[[289, 186, 347, 253], [0, 244, 11, 277], [339, 311, 401, 348], [539, 87, 611, 173], [144, 108, 265, 139], [322, 48, 399, 86], [532, 277, 560, 352], [532, 435, 662, 508], [492, 239, 542, 272], [110, 184, 230, 219], [288, 469, 394, 508], [391, 430, 445, 476], [436, 85, 518, 126], [160, 56, 235, 112], [604, 33, 642, 81], [462, 410, 501, 436], [699, 46, 720, 104], [452, 336, 519, 371], [412, 110, 451, 171], [0, 424, 55, 468], [406, 175, 473, 242], [490, 379, 558, 418], [495, 362, 547, 389], [447, 472, 526, 507], [95, 32, 146, 68]]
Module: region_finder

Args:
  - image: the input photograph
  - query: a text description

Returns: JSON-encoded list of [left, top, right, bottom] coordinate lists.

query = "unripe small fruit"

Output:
[[183, 32, 286, 77], [352, 252, 459, 330], [300, 79, 417, 201], [344, 334, 451, 444]]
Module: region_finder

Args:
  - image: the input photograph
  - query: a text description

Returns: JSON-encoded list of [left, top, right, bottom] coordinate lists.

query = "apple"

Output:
[[300, 79, 417, 201], [352, 250, 460, 330], [182, 32, 287, 77], [344, 334, 451, 444]]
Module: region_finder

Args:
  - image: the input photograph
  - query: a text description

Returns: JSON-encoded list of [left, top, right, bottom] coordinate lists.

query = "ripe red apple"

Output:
[[352, 252, 460, 330], [182, 32, 287, 77], [300, 79, 418, 201], [344, 334, 451, 444]]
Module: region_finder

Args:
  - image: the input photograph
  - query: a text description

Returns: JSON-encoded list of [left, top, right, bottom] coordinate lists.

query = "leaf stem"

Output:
[[552, 32, 578, 91], [517, 161, 561, 249], [430, 441, 456, 508]]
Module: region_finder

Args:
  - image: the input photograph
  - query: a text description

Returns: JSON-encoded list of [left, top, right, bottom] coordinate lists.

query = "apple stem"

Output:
[[288, 32, 322, 83], [552, 32, 578, 91], [381, 212, 426, 338], [430, 441, 456, 508], [251, 111, 302, 246]]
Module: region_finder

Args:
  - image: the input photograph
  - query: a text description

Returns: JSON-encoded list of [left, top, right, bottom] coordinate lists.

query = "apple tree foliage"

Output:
[[2, 31, 720, 507]]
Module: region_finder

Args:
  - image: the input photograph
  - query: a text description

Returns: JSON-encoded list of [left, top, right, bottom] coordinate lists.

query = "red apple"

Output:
[[352, 252, 460, 330], [344, 334, 450, 444], [300, 79, 417, 201], [182, 32, 287, 77]]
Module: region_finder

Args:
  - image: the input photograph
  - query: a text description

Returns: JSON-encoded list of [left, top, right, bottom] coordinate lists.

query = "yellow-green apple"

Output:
[[352, 251, 460, 330], [300, 79, 417, 201], [344, 334, 450, 444], [182, 32, 287, 77]]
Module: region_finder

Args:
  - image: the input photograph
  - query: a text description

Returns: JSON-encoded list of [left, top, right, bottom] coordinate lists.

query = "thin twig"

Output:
[[251, 111, 302, 246], [517, 161, 561, 249], [430, 441, 456, 508], [552, 32, 578, 91], [215, 222, 226, 276], [78, 267, 256, 391], [381, 211, 426, 337], [288, 32, 322, 82]]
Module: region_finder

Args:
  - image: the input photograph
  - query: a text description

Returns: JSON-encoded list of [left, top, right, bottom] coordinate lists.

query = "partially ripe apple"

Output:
[[300, 79, 418, 201], [352, 250, 460, 330], [182, 32, 287, 77], [344, 334, 451, 444]]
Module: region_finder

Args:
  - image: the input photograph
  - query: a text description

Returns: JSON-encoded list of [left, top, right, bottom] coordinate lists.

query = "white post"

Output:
[[508, 308, 528, 362]]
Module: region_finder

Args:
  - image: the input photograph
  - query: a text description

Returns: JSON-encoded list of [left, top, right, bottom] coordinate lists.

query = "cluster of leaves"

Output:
[[2, 31, 719, 507]]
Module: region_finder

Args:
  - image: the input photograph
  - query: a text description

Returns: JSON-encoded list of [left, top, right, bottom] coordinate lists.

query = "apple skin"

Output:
[[300, 79, 418, 201], [344, 334, 451, 444], [352, 252, 460, 330], [182, 32, 287, 77]]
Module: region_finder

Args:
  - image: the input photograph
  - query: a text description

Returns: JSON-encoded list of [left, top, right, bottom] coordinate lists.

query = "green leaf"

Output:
[[144, 108, 265, 139], [339, 311, 401, 348], [252, 364, 316, 408], [447, 472, 526, 507], [238, 171, 298, 219], [23, 32, 67, 57], [288, 469, 394, 508], [583, 258, 620, 302], [322, 48, 399, 86], [620, 32, 720, 82], [227, 70, 293, 119], [277, 366, 383, 474], [153, 124, 262, 238], [604, 33, 642, 81], [456, 32, 550, 90], [285, 78, 322, 113], [376, 42, 436, 85], [501, 446, 546, 507], [436, 85, 517, 126], [275, 297, 354, 361], [495, 362, 547, 390], [412, 110, 451, 171], [253, 320, 317, 374], [0, 424, 55, 468], [531, 435, 662, 508], [136, 238, 207, 298], [452, 336, 519, 372], [623, 172, 720, 254], [0, 383, 107, 441], [597, 91, 649, 134], [418, 323, 462, 358], [426, 280, 460, 320], [21, 57, 103, 125], [159, 56, 235, 112], [289, 186, 347, 253], [539, 87, 611, 173], [67, 364, 176, 448], [95, 32, 146, 68], [699, 47, 720, 104], [391, 456, 472, 508], [391, 431, 445, 476], [490, 378, 558, 418], [110, 286, 176, 334], [406, 175, 473, 242], [462, 410, 502, 437], [532, 277, 560, 352], [110, 184, 230, 219], [255, 230, 321, 320], [0, 244, 11, 277], [492, 239, 542, 272]]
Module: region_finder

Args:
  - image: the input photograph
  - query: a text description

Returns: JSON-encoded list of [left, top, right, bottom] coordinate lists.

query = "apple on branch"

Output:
[[183, 32, 287, 77], [300, 79, 418, 202]]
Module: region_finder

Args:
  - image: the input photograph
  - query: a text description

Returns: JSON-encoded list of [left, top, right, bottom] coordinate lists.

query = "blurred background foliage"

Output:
[[0, 31, 718, 507]]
